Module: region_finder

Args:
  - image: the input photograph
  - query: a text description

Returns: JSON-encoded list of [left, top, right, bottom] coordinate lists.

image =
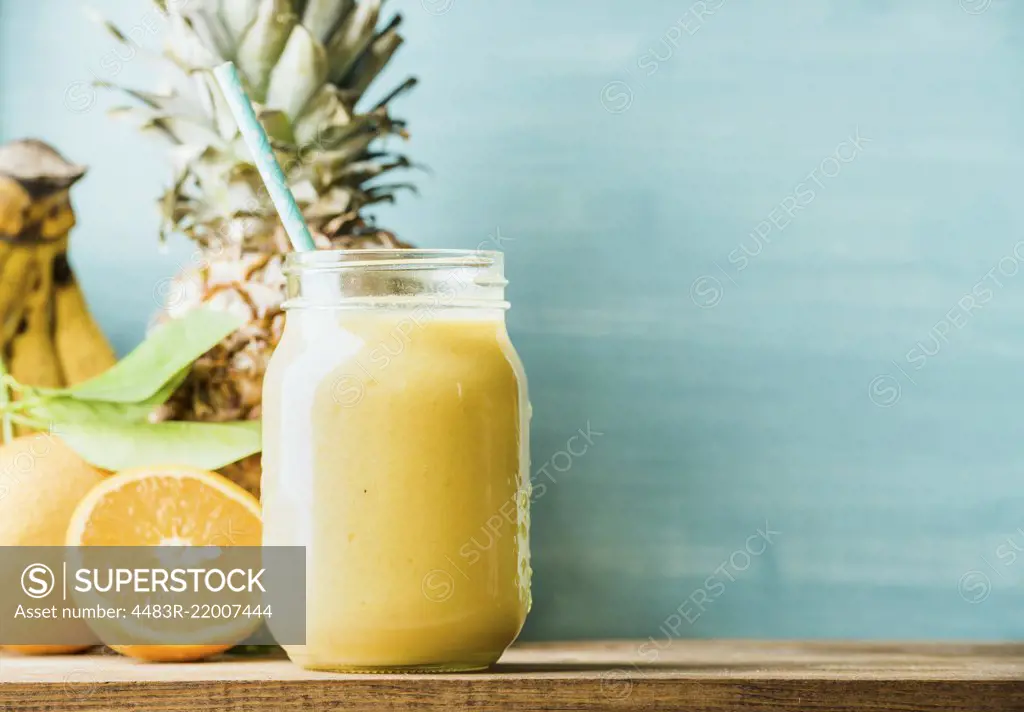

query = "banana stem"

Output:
[[7, 412, 46, 430], [0, 375, 52, 442], [5, 392, 44, 412]]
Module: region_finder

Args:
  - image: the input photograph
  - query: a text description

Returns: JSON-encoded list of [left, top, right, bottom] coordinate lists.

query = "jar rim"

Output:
[[284, 248, 502, 273]]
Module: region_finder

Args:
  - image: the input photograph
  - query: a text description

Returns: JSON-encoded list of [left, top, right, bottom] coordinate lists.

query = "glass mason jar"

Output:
[[262, 249, 531, 672]]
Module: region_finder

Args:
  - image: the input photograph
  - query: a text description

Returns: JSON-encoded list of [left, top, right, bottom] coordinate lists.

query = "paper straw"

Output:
[[212, 62, 316, 252]]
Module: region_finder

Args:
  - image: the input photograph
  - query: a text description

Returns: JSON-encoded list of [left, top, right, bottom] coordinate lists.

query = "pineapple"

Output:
[[98, 0, 416, 494]]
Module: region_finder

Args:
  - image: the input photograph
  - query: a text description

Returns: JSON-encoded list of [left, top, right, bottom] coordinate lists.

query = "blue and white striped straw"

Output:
[[212, 61, 316, 252]]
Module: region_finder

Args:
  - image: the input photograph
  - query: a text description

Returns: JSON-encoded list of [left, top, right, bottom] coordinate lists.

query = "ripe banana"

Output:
[[0, 139, 116, 437], [8, 241, 64, 390], [53, 259, 117, 384], [0, 245, 34, 343]]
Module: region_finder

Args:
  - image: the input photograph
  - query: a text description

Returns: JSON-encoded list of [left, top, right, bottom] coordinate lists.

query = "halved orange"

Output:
[[66, 466, 263, 662], [67, 465, 261, 547]]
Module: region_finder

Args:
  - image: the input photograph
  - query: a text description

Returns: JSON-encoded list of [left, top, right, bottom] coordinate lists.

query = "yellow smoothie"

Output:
[[262, 307, 531, 672]]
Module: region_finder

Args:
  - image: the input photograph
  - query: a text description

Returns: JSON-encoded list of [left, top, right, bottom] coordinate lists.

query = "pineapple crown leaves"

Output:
[[93, 0, 418, 252]]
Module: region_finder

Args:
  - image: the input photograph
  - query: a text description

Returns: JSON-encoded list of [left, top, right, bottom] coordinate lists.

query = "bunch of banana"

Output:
[[0, 139, 116, 397]]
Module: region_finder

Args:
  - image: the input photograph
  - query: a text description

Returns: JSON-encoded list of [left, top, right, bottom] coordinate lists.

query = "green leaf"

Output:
[[63, 308, 243, 404], [30, 369, 190, 426], [32, 398, 156, 426], [55, 420, 262, 472]]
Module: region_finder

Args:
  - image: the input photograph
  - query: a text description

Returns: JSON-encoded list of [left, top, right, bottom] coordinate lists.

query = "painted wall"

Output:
[[2, 0, 1023, 640]]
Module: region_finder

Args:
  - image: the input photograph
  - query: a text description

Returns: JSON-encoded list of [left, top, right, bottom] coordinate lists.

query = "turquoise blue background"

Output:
[[2, 0, 1024, 640]]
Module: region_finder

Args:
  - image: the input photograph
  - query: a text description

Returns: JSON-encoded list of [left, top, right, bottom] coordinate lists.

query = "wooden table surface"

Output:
[[2, 641, 1023, 711]]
